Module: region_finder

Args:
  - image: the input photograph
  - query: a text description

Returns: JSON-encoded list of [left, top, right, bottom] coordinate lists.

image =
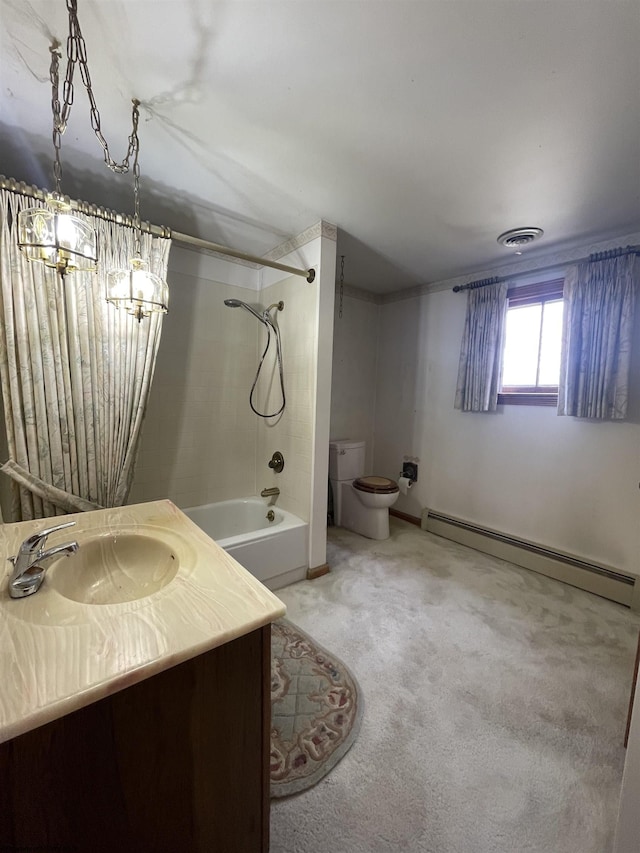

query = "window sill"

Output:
[[497, 393, 558, 407]]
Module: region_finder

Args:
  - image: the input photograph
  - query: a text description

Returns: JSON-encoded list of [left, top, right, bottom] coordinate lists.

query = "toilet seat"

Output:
[[353, 476, 399, 495]]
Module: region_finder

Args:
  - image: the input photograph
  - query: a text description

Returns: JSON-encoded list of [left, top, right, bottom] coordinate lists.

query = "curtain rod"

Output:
[[0, 175, 316, 283], [452, 245, 640, 293]]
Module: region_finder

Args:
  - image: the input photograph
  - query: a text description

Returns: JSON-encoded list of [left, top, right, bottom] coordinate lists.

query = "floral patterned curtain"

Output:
[[0, 189, 170, 520], [558, 253, 638, 420], [454, 281, 508, 412]]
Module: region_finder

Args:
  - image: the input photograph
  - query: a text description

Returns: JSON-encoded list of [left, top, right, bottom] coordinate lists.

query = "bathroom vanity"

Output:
[[0, 500, 286, 853]]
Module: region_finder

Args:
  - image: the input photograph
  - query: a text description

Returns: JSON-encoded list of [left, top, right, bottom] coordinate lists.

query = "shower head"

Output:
[[223, 298, 267, 324]]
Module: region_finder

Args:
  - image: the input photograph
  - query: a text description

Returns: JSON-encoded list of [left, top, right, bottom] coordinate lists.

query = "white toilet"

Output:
[[329, 440, 400, 540]]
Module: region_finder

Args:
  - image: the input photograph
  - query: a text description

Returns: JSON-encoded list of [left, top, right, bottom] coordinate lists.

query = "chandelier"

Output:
[[17, 0, 168, 320], [104, 101, 169, 323]]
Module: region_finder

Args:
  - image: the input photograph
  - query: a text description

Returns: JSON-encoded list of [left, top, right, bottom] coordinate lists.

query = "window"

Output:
[[498, 279, 564, 406]]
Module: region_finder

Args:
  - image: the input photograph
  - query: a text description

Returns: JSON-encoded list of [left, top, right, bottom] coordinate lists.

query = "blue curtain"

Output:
[[558, 254, 638, 420], [455, 282, 508, 412]]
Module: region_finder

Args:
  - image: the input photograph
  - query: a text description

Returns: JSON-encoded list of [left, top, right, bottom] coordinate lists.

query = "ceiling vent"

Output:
[[497, 227, 544, 249]]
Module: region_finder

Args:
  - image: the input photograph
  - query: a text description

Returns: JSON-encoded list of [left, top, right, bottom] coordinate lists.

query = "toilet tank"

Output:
[[329, 440, 366, 481]]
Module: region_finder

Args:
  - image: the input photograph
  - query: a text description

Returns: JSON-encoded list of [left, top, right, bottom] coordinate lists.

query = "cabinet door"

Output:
[[0, 626, 271, 853]]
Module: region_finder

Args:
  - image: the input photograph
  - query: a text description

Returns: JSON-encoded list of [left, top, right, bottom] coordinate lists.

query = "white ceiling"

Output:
[[1, 0, 639, 294]]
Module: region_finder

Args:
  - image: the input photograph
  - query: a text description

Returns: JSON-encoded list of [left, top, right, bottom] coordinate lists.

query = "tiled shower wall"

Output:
[[128, 222, 336, 567], [255, 275, 316, 522], [128, 253, 259, 509], [129, 252, 321, 524]]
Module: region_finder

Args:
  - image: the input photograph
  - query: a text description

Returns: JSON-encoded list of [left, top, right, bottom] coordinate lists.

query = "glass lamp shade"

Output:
[[106, 257, 169, 323], [17, 195, 97, 274]]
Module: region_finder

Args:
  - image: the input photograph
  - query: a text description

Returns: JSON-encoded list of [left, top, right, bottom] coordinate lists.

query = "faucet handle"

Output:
[[268, 451, 285, 473], [18, 520, 77, 554]]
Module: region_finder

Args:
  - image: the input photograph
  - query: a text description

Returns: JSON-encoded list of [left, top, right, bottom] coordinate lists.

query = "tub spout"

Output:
[[260, 487, 280, 498]]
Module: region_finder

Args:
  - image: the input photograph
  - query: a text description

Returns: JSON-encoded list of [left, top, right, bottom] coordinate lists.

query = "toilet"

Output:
[[329, 440, 400, 540]]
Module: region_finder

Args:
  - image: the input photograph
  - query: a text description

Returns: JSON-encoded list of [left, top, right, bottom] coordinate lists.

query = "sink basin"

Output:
[[47, 533, 179, 605]]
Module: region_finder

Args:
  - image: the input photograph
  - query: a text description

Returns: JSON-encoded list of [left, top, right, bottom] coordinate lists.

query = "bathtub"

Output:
[[184, 498, 308, 590]]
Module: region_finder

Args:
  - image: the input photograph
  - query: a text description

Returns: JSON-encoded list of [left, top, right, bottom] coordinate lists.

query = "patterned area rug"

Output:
[[270, 618, 364, 798]]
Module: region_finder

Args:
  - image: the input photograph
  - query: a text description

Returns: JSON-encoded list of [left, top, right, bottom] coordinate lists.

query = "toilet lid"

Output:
[[353, 476, 399, 494]]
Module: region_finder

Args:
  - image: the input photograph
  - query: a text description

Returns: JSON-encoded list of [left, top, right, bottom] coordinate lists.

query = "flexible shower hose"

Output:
[[249, 315, 286, 418]]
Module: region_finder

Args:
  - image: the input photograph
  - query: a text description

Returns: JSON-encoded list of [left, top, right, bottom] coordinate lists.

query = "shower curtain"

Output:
[[0, 188, 171, 520]]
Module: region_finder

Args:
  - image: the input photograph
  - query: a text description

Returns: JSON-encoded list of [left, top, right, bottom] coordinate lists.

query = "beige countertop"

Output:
[[0, 500, 286, 744]]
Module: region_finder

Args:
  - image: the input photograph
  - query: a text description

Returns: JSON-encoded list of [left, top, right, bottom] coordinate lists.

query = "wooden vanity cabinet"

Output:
[[0, 625, 271, 853]]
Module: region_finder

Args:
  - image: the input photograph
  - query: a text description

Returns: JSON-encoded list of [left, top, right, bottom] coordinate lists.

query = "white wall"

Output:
[[310, 232, 338, 568], [369, 232, 640, 577], [330, 288, 380, 471], [373, 286, 640, 574]]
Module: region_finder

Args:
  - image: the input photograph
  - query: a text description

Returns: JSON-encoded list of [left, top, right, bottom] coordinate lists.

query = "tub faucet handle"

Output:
[[268, 452, 284, 473]]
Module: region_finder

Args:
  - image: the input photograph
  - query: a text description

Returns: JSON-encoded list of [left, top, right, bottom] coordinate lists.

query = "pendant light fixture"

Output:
[[17, 39, 98, 276], [17, 0, 168, 320], [105, 101, 169, 323]]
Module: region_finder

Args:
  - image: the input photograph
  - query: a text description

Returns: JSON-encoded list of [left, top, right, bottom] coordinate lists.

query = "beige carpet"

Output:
[[270, 519, 640, 853]]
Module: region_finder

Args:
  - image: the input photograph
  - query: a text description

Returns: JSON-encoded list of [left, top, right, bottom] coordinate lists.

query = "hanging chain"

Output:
[[49, 0, 140, 195], [50, 44, 65, 196], [131, 100, 142, 256], [339, 255, 345, 319]]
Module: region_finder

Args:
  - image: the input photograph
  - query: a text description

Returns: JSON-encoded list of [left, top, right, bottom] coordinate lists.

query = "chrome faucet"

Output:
[[260, 487, 280, 498], [8, 520, 79, 599]]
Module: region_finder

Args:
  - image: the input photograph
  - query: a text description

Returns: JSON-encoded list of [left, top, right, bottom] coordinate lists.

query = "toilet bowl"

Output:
[[329, 441, 399, 540]]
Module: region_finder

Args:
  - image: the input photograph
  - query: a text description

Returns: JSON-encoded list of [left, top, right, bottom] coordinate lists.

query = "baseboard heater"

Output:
[[421, 509, 637, 609]]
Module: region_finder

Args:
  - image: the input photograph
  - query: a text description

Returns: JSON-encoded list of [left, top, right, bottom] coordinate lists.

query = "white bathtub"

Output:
[[184, 498, 308, 590]]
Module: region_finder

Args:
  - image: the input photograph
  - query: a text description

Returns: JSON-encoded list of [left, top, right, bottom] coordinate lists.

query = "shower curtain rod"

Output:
[[0, 175, 316, 283], [452, 245, 640, 293]]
